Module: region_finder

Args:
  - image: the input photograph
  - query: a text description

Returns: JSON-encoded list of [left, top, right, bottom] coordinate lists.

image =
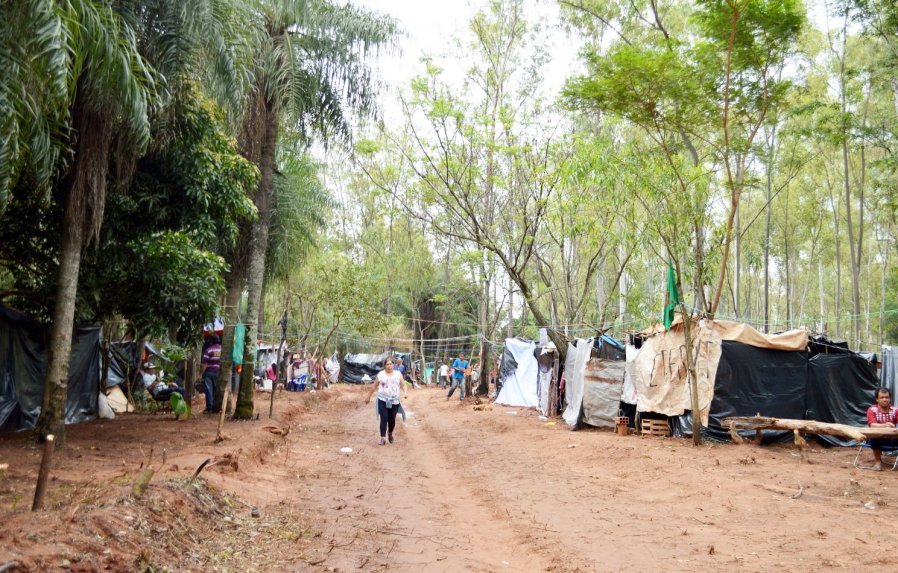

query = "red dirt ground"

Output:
[[1, 385, 897, 572]]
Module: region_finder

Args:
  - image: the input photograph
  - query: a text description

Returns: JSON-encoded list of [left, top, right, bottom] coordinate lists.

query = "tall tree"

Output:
[[229, 0, 395, 419]]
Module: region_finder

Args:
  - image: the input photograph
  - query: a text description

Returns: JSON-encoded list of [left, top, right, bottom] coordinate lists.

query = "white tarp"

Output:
[[621, 345, 638, 405], [538, 367, 552, 415], [581, 358, 624, 428], [496, 338, 539, 408], [562, 338, 593, 428], [326, 352, 340, 384]]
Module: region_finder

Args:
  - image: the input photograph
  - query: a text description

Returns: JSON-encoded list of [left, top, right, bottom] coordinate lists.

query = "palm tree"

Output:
[[35, 0, 154, 443], [226, 0, 396, 419], [30, 0, 253, 443], [0, 0, 71, 215]]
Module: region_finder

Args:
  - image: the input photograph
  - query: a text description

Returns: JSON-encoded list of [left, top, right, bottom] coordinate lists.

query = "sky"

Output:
[[352, 0, 583, 121]]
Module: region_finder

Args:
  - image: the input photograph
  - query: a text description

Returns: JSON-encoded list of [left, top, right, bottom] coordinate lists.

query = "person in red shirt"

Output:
[[866, 388, 898, 470]]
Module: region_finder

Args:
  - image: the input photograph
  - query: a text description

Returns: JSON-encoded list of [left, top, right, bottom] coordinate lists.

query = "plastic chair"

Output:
[[852, 441, 898, 470]]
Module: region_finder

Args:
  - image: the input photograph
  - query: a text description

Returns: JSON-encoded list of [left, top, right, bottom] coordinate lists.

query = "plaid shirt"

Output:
[[867, 405, 898, 426]]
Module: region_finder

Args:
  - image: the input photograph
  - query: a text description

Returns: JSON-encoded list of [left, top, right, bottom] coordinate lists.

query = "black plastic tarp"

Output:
[[704, 341, 808, 443], [806, 353, 879, 446], [342, 352, 411, 384], [0, 305, 99, 432]]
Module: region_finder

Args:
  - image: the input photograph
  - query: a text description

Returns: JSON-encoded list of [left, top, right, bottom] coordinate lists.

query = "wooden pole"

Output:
[[216, 387, 230, 442], [32, 434, 55, 511]]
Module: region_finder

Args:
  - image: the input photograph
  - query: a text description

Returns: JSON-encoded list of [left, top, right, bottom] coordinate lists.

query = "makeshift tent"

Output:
[[342, 352, 411, 384], [703, 341, 808, 442], [805, 353, 879, 446], [630, 319, 808, 425], [563, 336, 626, 429], [102, 341, 164, 388], [0, 305, 100, 432], [496, 338, 540, 409]]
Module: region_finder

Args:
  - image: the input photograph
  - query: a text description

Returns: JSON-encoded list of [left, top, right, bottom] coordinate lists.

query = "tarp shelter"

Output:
[[563, 336, 626, 429], [496, 338, 542, 409], [342, 352, 411, 384], [0, 305, 100, 432], [102, 340, 164, 388], [704, 341, 809, 442], [630, 319, 808, 425]]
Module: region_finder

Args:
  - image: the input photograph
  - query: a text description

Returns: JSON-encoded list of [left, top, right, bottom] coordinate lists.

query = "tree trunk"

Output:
[[680, 304, 703, 446], [214, 278, 242, 412], [36, 204, 83, 444], [512, 271, 567, 362], [235, 101, 278, 420], [763, 146, 773, 332], [36, 89, 113, 445]]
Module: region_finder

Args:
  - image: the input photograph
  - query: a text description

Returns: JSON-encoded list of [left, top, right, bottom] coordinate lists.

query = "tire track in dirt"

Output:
[[289, 390, 557, 572]]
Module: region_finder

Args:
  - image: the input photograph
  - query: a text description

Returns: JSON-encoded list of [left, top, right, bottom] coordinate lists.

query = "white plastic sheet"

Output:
[[562, 339, 593, 428], [621, 345, 638, 405], [495, 338, 539, 408]]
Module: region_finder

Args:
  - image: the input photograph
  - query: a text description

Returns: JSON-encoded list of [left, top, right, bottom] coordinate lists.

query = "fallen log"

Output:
[[722, 416, 898, 442]]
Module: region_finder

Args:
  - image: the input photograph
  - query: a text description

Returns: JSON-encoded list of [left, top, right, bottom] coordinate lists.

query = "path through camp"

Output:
[[3, 385, 898, 572], [281, 387, 898, 572]]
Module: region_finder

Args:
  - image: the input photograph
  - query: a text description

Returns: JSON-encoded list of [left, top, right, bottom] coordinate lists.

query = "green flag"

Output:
[[663, 264, 679, 330], [233, 323, 245, 363]]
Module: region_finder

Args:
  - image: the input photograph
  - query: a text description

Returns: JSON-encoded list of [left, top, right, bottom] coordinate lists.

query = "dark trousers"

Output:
[[202, 371, 219, 411], [154, 387, 184, 402], [377, 399, 399, 437]]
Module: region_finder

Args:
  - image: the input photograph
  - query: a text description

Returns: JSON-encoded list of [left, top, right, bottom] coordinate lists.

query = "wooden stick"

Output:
[[728, 421, 744, 444], [216, 386, 230, 442], [32, 434, 55, 511], [794, 430, 809, 464]]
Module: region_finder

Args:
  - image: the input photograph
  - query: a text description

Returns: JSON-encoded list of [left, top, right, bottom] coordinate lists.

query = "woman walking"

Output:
[[365, 358, 408, 445]]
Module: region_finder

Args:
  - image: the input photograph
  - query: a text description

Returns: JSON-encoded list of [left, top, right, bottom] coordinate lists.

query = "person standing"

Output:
[[438, 362, 449, 389], [866, 388, 898, 470], [365, 358, 408, 445], [446, 352, 468, 401], [197, 335, 221, 413]]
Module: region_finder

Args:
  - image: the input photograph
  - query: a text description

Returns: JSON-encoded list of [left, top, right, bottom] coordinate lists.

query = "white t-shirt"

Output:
[[376, 370, 403, 399], [439, 364, 449, 377]]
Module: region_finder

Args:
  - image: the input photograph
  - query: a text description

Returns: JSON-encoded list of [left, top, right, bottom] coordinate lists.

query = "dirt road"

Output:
[[3, 385, 898, 572]]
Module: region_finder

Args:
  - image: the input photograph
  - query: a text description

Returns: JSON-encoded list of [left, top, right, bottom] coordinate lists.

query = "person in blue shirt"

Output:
[[446, 352, 468, 401]]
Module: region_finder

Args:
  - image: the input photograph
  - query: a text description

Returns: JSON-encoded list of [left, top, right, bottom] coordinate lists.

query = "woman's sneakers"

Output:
[[388, 433, 395, 444], [379, 437, 386, 446]]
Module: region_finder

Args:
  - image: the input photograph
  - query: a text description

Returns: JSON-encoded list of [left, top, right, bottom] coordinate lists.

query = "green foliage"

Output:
[[265, 149, 333, 282], [95, 232, 228, 342], [121, 90, 258, 248]]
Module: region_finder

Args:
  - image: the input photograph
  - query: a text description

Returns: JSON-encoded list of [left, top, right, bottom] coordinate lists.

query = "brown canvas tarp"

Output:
[[633, 321, 720, 422], [708, 320, 807, 351]]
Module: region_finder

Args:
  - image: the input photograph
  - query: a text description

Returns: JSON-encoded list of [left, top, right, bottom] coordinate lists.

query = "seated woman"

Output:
[[866, 387, 898, 471], [141, 362, 185, 403]]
